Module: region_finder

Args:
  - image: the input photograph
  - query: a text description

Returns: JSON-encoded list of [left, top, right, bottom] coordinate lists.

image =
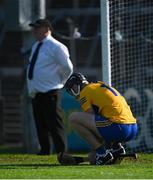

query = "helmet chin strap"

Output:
[[70, 85, 80, 97]]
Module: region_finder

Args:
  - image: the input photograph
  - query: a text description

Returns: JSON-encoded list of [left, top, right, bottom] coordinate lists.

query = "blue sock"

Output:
[[96, 145, 106, 154]]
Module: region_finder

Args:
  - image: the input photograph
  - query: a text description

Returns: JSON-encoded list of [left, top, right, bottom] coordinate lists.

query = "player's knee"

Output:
[[68, 112, 79, 125]]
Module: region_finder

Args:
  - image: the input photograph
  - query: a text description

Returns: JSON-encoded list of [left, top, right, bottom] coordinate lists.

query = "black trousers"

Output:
[[32, 90, 66, 154]]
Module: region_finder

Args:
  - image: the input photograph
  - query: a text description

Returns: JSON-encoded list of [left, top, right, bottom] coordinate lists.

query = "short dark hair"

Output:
[[29, 18, 53, 31]]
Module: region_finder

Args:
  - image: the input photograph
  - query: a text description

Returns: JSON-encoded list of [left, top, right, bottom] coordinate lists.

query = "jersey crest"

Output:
[[79, 96, 87, 106]]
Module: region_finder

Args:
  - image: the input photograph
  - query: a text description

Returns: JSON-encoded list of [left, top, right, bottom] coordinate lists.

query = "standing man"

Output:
[[27, 18, 73, 156], [64, 72, 137, 165]]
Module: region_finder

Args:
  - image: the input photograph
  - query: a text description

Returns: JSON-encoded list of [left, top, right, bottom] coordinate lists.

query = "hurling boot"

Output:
[[96, 151, 114, 165]]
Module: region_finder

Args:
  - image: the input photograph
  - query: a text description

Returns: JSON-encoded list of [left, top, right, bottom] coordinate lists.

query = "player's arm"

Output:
[[85, 107, 94, 114], [79, 94, 94, 113]]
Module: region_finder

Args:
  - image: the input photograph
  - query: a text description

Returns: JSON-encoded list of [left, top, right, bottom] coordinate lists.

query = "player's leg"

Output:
[[110, 123, 138, 162], [69, 112, 113, 165], [58, 122, 137, 165], [95, 116, 137, 164], [57, 111, 104, 165], [110, 123, 137, 158], [69, 111, 104, 149]]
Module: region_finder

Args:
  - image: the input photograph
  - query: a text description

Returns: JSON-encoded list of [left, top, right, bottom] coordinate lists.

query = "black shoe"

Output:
[[111, 146, 126, 158], [111, 146, 126, 164], [96, 152, 114, 165]]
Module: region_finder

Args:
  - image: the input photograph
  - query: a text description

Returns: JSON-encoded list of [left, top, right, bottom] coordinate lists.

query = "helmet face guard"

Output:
[[65, 73, 88, 97], [67, 84, 81, 97]]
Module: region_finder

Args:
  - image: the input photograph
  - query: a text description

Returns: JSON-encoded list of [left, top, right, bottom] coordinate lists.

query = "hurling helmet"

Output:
[[64, 72, 88, 97]]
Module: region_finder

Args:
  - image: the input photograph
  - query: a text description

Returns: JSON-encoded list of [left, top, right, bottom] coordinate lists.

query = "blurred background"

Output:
[[0, 0, 153, 154]]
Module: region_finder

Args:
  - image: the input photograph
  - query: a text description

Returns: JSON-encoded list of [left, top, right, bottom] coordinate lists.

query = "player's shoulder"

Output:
[[87, 81, 104, 88]]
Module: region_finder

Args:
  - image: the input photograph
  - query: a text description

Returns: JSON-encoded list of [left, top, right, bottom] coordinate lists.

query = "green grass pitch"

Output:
[[0, 152, 153, 179]]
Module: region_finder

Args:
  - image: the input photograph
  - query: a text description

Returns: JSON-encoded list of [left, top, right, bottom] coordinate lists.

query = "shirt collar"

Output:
[[37, 34, 52, 44]]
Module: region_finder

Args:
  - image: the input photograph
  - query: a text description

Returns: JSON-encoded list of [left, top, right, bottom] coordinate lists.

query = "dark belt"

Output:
[[36, 89, 58, 97], [46, 89, 58, 95]]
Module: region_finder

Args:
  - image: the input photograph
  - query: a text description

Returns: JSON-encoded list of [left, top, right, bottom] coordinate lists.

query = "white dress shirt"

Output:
[[27, 34, 73, 98]]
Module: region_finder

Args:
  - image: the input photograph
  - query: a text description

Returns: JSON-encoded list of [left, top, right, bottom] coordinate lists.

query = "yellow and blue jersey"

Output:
[[78, 81, 137, 124]]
